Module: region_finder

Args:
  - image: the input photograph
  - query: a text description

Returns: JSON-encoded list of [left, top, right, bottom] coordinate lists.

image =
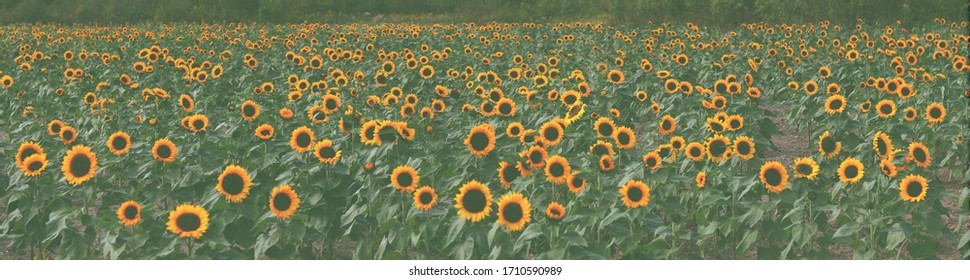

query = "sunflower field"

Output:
[[1, 19, 968, 260]]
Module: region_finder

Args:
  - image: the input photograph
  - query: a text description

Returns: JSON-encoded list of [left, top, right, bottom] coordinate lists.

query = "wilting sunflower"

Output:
[[166, 204, 209, 239], [521, 145, 548, 169], [876, 99, 897, 118], [270, 184, 301, 220], [824, 94, 846, 114], [413, 186, 438, 211], [497, 161, 520, 189], [290, 126, 315, 153], [539, 121, 564, 146], [837, 157, 865, 184], [614, 126, 636, 149], [907, 142, 931, 168], [733, 136, 756, 160], [619, 179, 650, 209], [544, 155, 571, 185], [116, 201, 141, 227], [696, 172, 707, 188], [241, 100, 260, 121], [545, 202, 565, 220], [313, 139, 342, 164], [465, 123, 496, 158], [47, 119, 65, 135], [455, 180, 493, 222], [818, 130, 842, 158], [685, 142, 705, 161], [62, 145, 98, 185], [151, 138, 177, 163], [21, 153, 47, 176], [496, 192, 532, 232], [594, 117, 616, 138], [872, 132, 894, 158], [16, 141, 44, 171], [899, 174, 928, 202], [255, 124, 274, 140], [567, 173, 587, 194], [390, 165, 420, 193], [60, 126, 77, 144], [217, 165, 252, 203], [643, 151, 662, 170], [705, 134, 733, 163], [759, 161, 789, 193], [106, 131, 131, 155], [659, 115, 677, 135], [924, 103, 946, 125], [792, 157, 820, 180]]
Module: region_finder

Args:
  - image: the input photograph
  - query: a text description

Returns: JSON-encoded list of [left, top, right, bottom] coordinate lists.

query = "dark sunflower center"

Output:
[[419, 192, 433, 205], [830, 99, 843, 109], [273, 193, 292, 211], [502, 202, 524, 223], [28, 160, 43, 171], [617, 132, 630, 144], [422, 69, 431, 76], [667, 83, 677, 91], [571, 177, 583, 188], [296, 133, 311, 147], [510, 127, 520, 135], [646, 157, 657, 167], [51, 123, 62, 133], [592, 145, 607, 156], [499, 103, 512, 114], [549, 163, 565, 177], [598, 123, 613, 136], [737, 142, 751, 155], [550, 209, 561, 216], [222, 173, 245, 195], [123, 205, 138, 219], [529, 151, 542, 164], [564, 95, 577, 105], [880, 104, 892, 114], [502, 166, 519, 183], [929, 108, 941, 119], [715, 99, 724, 107], [913, 148, 927, 162], [243, 105, 256, 117], [325, 99, 338, 110], [462, 189, 487, 213], [710, 140, 727, 156], [662, 120, 672, 130], [844, 165, 859, 179], [193, 120, 204, 129], [716, 84, 727, 93], [821, 137, 836, 153], [470, 132, 490, 151], [22, 149, 38, 161], [906, 181, 923, 198], [181, 99, 190, 108], [157, 145, 172, 159], [63, 130, 74, 140], [807, 84, 816, 91], [689, 147, 701, 157], [764, 168, 782, 186], [730, 120, 741, 128], [176, 213, 201, 232], [112, 137, 128, 150], [397, 172, 413, 188], [876, 139, 887, 155], [70, 154, 91, 177], [627, 187, 644, 202], [796, 163, 812, 175], [319, 147, 336, 159], [543, 127, 560, 141]]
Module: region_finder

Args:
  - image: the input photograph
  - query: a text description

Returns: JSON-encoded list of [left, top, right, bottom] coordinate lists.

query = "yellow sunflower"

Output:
[[567, 172, 587, 194], [241, 100, 260, 121], [413, 186, 438, 211], [455, 180, 493, 222], [643, 151, 662, 170], [313, 139, 342, 164], [151, 138, 177, 163], [16, 141, 44, 171], [876, 99, 897, 118], [899, 174, 928, 202], [705, 134, 733, 163], [520, 145, 548, 170], [290, 126, 315, 153], [106, 131, 131, 155], [619, 179, 650, 208], [818, 130, 842, 158], [270, 184, 300, 220], [217, 165, 252, 203], [837, 157, 865, 184], [539, 121, 564, 146], [59, 126, 77, 144], [544, 155, 571, 185], [659, 115, 677, 135], [166, 204, 209, 239], [62, 145, 98, 185], [21, 153, 47, 176], [759, 161, 789, 193], [613, 126, 636, 149], [792, 157, 820, 180], [497, 161, 520, 189], [117, 201, 141, 227], [496, 192, 532, 232], [685, 142, 705, 161], [907, 142, 931, 168], [47, 119, 65, 135], [255, 124, 274, 140], [824, 94, 846, 114], [390, 165, 420, 193], [696, 172, 707, 188], [545, 202, 565, 220], [465, 123, 496, 158], [733, 136, 756, 160], [872, 132, 894, 158], [924, 103, 946, 125]]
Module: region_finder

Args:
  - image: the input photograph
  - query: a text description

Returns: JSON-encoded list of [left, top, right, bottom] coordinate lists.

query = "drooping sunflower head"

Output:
[[619, 179, 650, 209], [880, 157, 899, 177], [455, 180, 493, 222], [705, 134, 733, 163], [290, 126, 315, 153], [241, 100, 260, 121], [872, 132, 894, 158], [313, 139, 342, 164], [539, 121, 564, 146], [899, 174, 928, 202], [151, 138, 177, 163], [465, 123, 496, 158], [496, 192, 532, 232], [544, 155, 571, 185], [614, 126, 636, 149], [818, 130, 842, 158], [837, 157, 865, 184], [759, 161, 789, 193], [733, 136, 756, 160], [497, 161, 520, 189], [166, 204, 209, 239], [907, 142, 931, 168], [117, 201, 141, 227], [62, 144, 98, 185], [545, 202, 565, 221], [390, 165, 420, 193], [217, 165, 252, 203], [792, 157, 820, 180], [413, 186, 438, 211], [599, 155, 615, 172], [270, 184, 300, 220]]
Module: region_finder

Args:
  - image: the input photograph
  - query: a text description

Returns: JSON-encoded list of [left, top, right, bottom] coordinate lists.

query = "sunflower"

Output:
[[413, 186, 438, 211], [539, 121, 564, 146], [47, 119, 65, 135], [255, 124, 274, 140], [166, 204, 209, 239], [308, 140, 342, 165], [903, 107, 917, 121], [804, 80, 819, 95], [899, 174, 928, 202], [614, 126, 636, 149], [824, 94, 846, 114], [545, 202, 565, 221], [544, 155, 572, 185], [321, 94, 342, 114], [872, 132, 894, 158], [643, 151, 662, 170], [179, 94, 194, 112], [496, 192, 532, 232], [567, 173, 587, 194], [216, 165, 252, 203], [725, 115, 744, 131], [593, 117, 616, 138], [106, 131, 131, 155], [60, 126, 77, 144], [269, 184, 301, 220], [290, 126, 315, 153], [876, 99, 896, 118], [455, 180, 493, 222], [151, 138, 177, 163], [684, 142, 705, 161], [496, 161, 521, 189], [907, 142, 931, 168], [837, 157, 865, 184], [759, 161, 789, 193], [619, 179, 650, 209], [62, 145, 98, 185], [16, 141, 44, 170], [359, 120, 379, 145], [506, 122, 524, 138], [818, 130, 842, 158], [705, 134, 733, 163], [589, 140, 617, 157], [880, 157, 899, 177], [419, 65, 435, 79], [659, 115, 677, 135], [521, 145, 548, 169], [860, 100, 872, 112], [607, 69, 624, 85], [21, 153, 47, 176], [241, 100, 260, 121], [925, 103, 946, 124], [695, 171, 707, 188], [465, 123, 496, 158], [390, 165, 420, 193], [792, 157, 820, 180], [733, 136, 756, 160], [599, 155, 615, 172], [117, 201, 141, 227], [189, 114, 209, 132], [564, 102, 585, 125]]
